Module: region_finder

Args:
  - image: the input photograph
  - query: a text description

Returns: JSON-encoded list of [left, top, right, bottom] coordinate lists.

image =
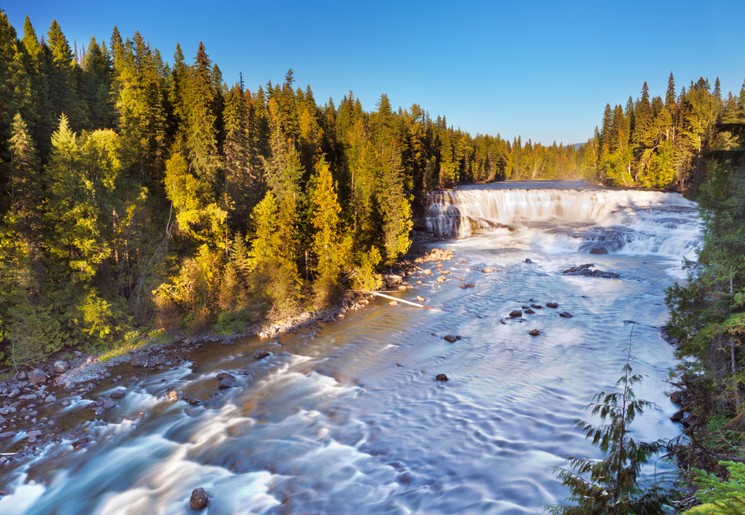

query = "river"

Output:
[[0, 181, 700, 514]]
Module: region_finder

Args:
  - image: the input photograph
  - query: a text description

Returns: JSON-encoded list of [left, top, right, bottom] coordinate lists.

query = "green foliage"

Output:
[[550, 345, 668, 514], [351, 246, 383, 291], [687, 461, 745, 513], [311, 157, 351, 306]]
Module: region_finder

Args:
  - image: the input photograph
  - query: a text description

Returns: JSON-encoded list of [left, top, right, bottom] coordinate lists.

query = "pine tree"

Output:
[[245, 191, 301, 316], [223, 82, 257, 230], [310, 157, 350, 306], [550, 343, 668, 514], [7, 113, 41, 236], [184, 42, 221, 188]]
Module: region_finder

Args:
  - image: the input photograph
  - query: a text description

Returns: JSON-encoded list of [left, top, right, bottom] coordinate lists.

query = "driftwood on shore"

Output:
[[370, 291, 441, 311]]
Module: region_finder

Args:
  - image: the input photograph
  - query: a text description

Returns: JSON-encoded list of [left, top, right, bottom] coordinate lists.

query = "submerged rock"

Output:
[[528, 329, 541, 337], [435, 374, 449, 382], [190, 488, 210, 510], [509, 310, 522, 318], [524, 308, 535, 315], [546, 302, 559, 308], [443, 335, 461, 343], [558, 311, 574, 318]]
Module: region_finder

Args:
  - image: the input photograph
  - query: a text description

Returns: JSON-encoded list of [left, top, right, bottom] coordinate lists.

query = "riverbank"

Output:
[[0, 235, 450, 474]]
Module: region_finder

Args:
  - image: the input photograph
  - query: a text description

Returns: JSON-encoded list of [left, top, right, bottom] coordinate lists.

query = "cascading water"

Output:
[[0, 181, 700, 514], [425, 181, 700, 264]]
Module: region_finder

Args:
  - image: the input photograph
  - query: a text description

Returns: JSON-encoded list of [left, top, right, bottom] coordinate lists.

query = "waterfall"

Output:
[[425, 182, 701, 260]]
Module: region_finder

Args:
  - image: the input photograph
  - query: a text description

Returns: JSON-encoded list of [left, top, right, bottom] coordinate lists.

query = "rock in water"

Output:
[[558, 311, 573, 318], [562, 263, 620, 279], [435, 374, 449, 382], [253, 350, 271, 360], [524, 308, 535, 315], [216, 372, 238, 389], [509, 310, 522, 318], [528, 329, 540, 336], [111, 389, 127, 399], [190, 488, 210, 510], [443, 335, 461, 343], [546, 302, 559, 308], [28, 368, 47, 385]]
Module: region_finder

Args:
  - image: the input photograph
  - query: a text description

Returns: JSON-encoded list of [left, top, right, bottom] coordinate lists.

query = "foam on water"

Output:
[[425, 184, 701, 265]]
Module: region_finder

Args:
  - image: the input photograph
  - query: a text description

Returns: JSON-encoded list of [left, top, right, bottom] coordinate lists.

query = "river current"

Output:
[[0, 181, 700, 514]]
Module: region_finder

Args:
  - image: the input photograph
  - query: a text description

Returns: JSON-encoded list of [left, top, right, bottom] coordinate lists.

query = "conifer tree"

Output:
[[184, 42, 221, 188], [7, 113, 41, 235], [223, 82, 257, 229], [550, 343, 668, 514], [310, 157, 350, 306]]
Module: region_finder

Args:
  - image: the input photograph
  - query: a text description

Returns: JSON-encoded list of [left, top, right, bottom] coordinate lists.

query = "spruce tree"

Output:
[[310, 157, 350, 306], [550, 343, 668, 514]]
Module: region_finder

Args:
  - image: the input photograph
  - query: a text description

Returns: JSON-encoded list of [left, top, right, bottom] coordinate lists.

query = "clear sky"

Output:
[[3, 0, 745, 144]]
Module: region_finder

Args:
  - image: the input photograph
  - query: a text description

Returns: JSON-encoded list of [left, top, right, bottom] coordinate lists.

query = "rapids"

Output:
[[0, 181, 700, 514]]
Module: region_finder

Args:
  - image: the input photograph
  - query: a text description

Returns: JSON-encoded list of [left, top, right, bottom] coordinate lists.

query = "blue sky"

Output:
[[3, 0, 745, 144]]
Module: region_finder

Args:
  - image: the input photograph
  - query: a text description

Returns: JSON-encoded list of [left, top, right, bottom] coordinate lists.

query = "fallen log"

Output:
[[370, 291, 441, 311]]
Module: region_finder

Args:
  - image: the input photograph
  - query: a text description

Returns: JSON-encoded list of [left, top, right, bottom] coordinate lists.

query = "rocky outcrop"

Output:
[[562, 263, 619, 279]]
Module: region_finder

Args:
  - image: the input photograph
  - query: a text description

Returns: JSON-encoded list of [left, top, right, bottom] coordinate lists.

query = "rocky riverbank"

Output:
[[0, 291, 378, 470], [0, 238, 453, 474]]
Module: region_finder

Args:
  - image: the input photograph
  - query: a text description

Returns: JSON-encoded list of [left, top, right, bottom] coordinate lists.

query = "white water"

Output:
[[426, 182, 700, 265], [0, 182, 700, 514]]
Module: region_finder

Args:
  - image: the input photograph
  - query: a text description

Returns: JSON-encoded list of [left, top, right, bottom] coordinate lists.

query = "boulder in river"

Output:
[[546, 302, 559, 308], [524, 308, 535, 315], [509, 310, 522, 318], [562, 263, 620, 279], [28, 368, 47, 385], [528, 329, 541, 336], [216, 372, 238, 389], [443, 335, 461, 343], [111, 389, 127, 399], [558, 311, 574, 318], [670, 409, 686, 423], [253, 350, 271, 360], [435, 373, 449, 382], [190, 488, 210, 510]]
